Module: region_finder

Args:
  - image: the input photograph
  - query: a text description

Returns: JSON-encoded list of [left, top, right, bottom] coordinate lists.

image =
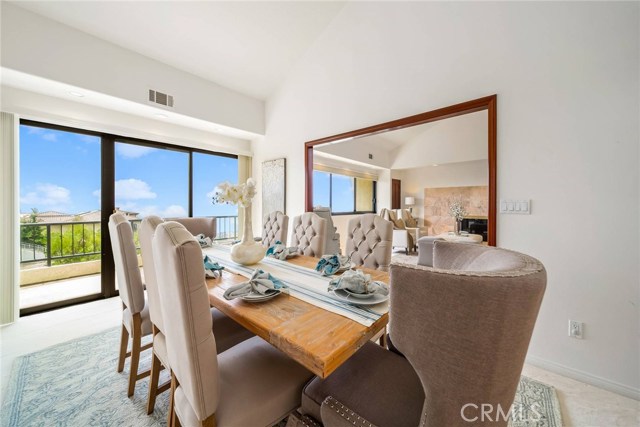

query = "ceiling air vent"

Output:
[[148, 89, 174, 107]]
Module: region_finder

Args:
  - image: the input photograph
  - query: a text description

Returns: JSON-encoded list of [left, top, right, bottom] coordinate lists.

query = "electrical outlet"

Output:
[[569, 320, 583, 339]]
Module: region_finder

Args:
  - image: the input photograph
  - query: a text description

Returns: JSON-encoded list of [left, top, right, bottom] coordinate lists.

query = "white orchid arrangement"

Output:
[[448, 198, 467, 222], [212, 178, 256, 208]]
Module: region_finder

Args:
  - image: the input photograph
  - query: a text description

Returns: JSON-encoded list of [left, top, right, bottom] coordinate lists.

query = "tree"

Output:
[[20, 208, 46, 247]]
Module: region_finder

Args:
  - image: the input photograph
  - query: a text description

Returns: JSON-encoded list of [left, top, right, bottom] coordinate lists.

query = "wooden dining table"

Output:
[[205, 255, 389, 379]]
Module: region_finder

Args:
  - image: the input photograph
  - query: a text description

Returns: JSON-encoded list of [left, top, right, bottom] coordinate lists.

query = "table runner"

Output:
[[202, 245, 388, 326]]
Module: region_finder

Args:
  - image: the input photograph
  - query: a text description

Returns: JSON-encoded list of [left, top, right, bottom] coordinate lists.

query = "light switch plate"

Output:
[[500, 199, 531, 214]]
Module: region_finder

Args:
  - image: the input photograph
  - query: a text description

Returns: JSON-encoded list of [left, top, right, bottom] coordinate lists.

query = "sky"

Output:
[[20, 124, 238, 218]]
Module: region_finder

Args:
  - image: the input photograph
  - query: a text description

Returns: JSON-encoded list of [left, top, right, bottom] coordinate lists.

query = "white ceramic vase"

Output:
[[230, 203, 265, 265]]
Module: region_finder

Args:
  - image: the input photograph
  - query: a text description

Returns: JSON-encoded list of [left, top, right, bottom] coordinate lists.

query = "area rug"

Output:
[[1, 327, 562, 427]]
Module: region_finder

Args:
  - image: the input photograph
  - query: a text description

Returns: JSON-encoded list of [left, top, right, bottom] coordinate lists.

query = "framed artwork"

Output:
[[262, 158, 286, 218]]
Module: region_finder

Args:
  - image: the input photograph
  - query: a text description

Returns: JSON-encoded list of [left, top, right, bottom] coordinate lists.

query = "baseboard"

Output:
[[526, 355, 640, 401]]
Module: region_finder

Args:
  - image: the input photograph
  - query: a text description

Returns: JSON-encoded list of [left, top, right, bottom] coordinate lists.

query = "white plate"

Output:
[[331, 289, 388, 306], [242, 290, 281, 302], [343, 288, 381, 299]]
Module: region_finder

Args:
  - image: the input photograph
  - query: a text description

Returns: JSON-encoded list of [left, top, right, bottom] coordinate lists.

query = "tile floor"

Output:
[[1, 298, 638, 426]]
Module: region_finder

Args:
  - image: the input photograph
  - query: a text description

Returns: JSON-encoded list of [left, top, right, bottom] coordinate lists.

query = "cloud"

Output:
[[116, 144, 156, 159], [26, 126, 57, 142], [114, 179, 157, 200], [21, 183, 71, 208]]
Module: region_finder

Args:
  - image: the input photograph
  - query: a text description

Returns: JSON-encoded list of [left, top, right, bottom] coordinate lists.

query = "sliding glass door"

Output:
[[19, 120, 239, 315], [19, 124, 103, 312]]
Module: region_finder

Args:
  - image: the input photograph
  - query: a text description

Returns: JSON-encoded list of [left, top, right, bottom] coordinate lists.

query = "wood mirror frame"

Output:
[[304, 95, 497, 246]]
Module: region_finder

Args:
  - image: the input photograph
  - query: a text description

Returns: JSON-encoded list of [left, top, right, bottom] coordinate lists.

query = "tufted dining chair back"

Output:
[[262, 211, 289, 248], [346, 214, 393, 271], [291, 212, 327, 257]]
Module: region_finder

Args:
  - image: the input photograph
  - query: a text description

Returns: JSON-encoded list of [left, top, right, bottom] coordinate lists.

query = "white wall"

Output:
[[0, 86, 251, 156], [391, 110, 487, 169], [1, 2, 264, 135], [252, 1, 640, 397], [398, 160, 488, 224]]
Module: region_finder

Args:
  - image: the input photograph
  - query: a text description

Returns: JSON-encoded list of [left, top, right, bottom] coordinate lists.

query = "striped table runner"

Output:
[[202, 245, 388, 327]]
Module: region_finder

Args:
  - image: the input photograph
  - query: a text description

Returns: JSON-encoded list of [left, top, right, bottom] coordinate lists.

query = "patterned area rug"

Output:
[[1, 327, 562, 427]]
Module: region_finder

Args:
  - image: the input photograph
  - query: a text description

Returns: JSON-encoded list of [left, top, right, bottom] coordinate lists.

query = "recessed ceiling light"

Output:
[[432, 163, 439, 167], [68, 91, 85, 97], [154, 113, 168, 119]]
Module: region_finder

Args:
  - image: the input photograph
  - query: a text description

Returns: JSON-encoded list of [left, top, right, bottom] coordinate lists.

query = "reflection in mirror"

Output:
[[307, 98, 495, 253]]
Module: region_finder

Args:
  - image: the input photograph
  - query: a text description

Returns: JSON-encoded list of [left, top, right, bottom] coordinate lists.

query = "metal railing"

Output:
[[20, 215, 238, 266]]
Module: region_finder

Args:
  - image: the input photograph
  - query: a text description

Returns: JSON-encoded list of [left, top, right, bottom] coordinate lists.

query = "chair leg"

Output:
[[170, 372, 179, 427], [117, 324, 129, 373], [146, 351, 161, 414], [201, 413, 217, 427], [128, 313, 142, 397]]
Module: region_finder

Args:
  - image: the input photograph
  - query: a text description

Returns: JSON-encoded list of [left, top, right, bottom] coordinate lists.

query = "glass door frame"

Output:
[[19, 119, 238, 316]]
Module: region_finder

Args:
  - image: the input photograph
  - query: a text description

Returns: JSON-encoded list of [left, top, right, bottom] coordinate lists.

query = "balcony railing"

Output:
[[20, 216, 238, 266]]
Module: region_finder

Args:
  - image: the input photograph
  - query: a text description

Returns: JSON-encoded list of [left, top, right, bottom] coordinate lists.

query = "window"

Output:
[[313, 170, 376, 214], [19, 119, 239, 315], [115, 142, 189, 219]]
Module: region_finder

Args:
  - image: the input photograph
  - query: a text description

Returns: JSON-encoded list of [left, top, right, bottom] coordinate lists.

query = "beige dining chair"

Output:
[[262, 211, 289, 247], [290, 212, 327, 257], [152, 221, 313, 427], [139, 216, 254, 416], [345, 214, 393, 271], [108, 213, 152, 398], [171, 216, 216, 239], [293, 241, 547, 427]]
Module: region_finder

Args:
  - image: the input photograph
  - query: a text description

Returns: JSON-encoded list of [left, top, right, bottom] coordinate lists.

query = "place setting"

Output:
[[265, 241, 299, 260], [327, 269, 389, 306], [222, 269, 289, 302]]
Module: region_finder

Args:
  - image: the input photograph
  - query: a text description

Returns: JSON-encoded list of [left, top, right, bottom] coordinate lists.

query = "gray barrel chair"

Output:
[[293, 241, 547, 427], [291, 212, 327, 257], [152, 221, 312, 427], [345, 214, 393, 271], [109, 213, 152, 398], [262, 211, 289, 247], [139, 216, 254, 416]]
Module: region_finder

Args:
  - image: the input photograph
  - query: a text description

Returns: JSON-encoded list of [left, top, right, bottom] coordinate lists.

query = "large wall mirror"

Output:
[[304, 95, 497, 246]]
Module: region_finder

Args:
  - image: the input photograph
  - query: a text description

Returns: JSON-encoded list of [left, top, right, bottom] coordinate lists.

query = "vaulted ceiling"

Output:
[[11, 1, 346, 100]]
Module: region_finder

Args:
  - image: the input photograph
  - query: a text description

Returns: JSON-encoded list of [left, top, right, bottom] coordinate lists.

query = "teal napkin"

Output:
[[316, 254, 350, 276], [203, 255, 224, 278]]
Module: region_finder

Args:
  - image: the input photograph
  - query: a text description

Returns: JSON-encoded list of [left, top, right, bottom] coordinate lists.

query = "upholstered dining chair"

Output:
[[313, 206, 341, 254], [291, 212, 327, 257], [139, 216, 254, 416], [152, 221, 313, 427], [171, 216, 216, 239], [262, 211, 289, 248], [293, 241, 547, 427], [108, 213, 152, 398], [345, 214, 393, 271]]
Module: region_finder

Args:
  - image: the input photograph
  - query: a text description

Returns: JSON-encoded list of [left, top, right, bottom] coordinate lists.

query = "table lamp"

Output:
[[405, 196, 415, 213]]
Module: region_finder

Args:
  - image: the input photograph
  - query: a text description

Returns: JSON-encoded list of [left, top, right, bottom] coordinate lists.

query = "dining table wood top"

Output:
[[205, 255, 389, 379]]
